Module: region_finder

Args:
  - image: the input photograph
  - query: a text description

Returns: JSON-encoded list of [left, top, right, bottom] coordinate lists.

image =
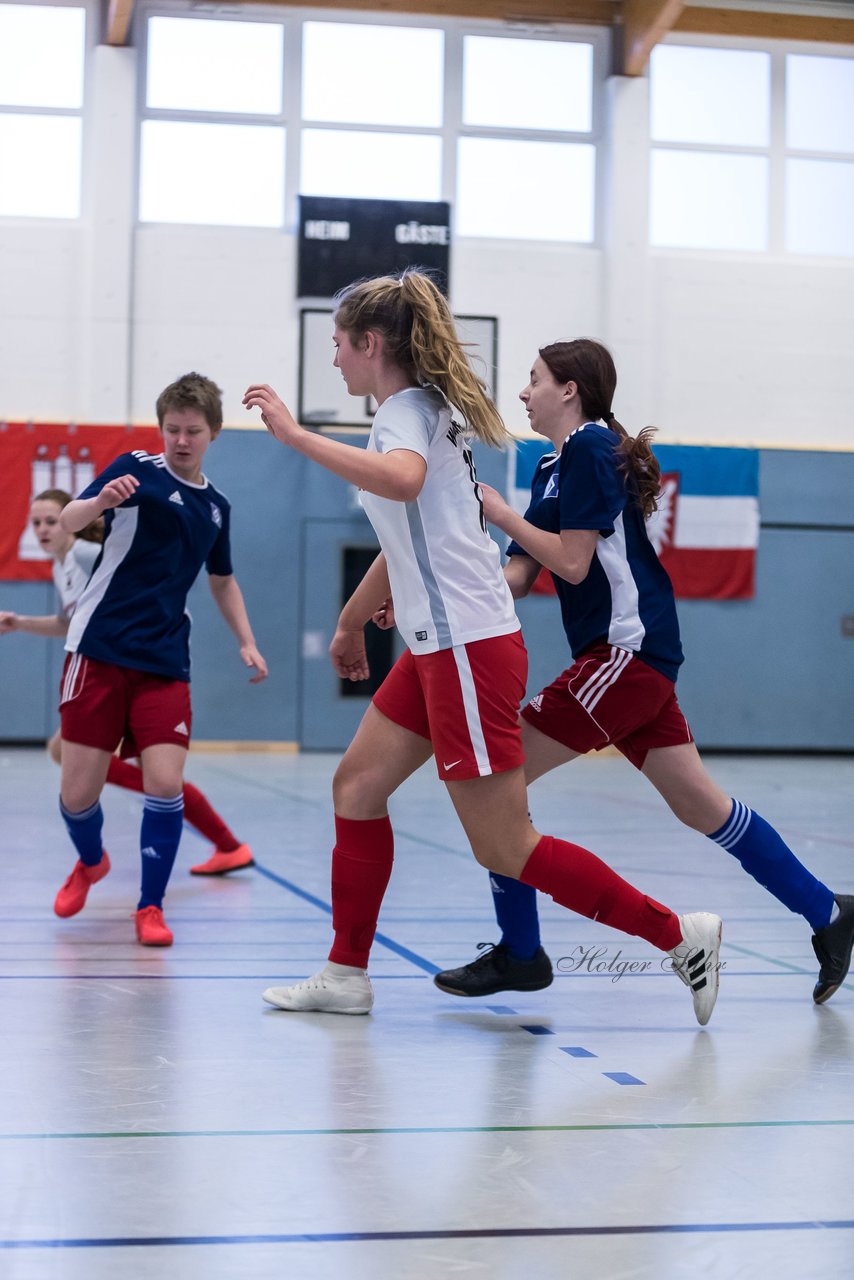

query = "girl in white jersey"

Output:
[[244, 270, 723, 1024], [0, 489, 256, 877]]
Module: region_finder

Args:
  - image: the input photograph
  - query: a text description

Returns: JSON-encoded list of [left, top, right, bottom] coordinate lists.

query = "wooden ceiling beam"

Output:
[[620, 0, 684, 74], [675, 7, 854, 45], [105, 0, 134, 46]]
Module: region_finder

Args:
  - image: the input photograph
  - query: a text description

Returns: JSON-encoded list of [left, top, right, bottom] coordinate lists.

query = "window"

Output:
[[301, 129, 442, 202], [140, 121, 285, 227], [0, 4, 85, 218], [146, 16, 283, 115], [302, 22, 443, 127], [650, 41, 854, 259], [786, 53, 854, 153], [650, 45, 770, 252], [651, 45, 769, 147], [786, 158, 854, 257], [139, 14, 603, 240], [785, 54, 854, 256], [140, 15, 286, 225], [651, 150, 768, 252], [462, 36, 592, 132], [458, 35, 598, 240], [457, 137, 595, 241]]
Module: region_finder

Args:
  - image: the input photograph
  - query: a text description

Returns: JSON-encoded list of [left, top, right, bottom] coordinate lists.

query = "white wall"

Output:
[[1, 34, 853, 447]]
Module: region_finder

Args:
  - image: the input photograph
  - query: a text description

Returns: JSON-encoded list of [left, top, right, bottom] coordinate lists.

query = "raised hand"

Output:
[[243, 384, 302, 446]]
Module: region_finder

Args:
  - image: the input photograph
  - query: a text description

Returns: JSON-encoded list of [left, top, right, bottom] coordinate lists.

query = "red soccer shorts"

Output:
[[520, 643, 693, 770], [372, 630, 528, 781], [59, 653, 192, 755]]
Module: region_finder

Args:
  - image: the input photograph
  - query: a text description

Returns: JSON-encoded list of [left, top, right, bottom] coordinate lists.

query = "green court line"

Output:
[[3, 1118, 854, 1140]]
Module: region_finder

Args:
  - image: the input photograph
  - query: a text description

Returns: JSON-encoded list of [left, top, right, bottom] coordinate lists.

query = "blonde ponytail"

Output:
[[334, 269, 510, 447]]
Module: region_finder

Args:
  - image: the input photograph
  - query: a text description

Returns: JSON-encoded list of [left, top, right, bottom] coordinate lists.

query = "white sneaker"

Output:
[[668, 913, 723, 1026], [262, 963, 373, 1015]]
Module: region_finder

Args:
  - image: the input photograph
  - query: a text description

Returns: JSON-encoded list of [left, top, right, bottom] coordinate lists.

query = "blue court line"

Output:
[[561, 1047, 597, 1058], [0, 974, 434, 981], [0, 970, 836, 982], [3, 1221, 854, 1249], [603, 1072, 645, 1086], [253, 862, 440, 975], [3, 1118, 854, 1140]]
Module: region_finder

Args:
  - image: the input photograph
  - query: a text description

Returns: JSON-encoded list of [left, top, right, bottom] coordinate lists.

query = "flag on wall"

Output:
[[0, 423, 161, 581], [507, 438, 760, 601], [649, 445, 759, 599]]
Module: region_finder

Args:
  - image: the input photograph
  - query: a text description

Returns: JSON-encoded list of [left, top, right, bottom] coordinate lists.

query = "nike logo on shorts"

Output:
[[443, 759, 462, 771]]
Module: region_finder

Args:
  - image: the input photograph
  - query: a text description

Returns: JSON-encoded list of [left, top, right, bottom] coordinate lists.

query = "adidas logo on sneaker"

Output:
[[174, 721, 189, 735], [169, 491, 184, 505]]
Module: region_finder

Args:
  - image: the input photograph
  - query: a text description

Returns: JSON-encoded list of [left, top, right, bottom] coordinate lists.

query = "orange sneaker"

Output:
[[189, 843, 255, 876], [135, 905, 174, 947], [54, 852, 111, 918]]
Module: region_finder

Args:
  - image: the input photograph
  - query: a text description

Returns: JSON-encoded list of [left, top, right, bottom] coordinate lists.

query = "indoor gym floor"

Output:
[[1, 745, 852, 1279]]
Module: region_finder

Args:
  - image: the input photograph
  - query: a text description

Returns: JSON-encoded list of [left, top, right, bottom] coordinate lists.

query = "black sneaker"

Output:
[[811, 895, 854, 1004], [433, 943, 553, 998]]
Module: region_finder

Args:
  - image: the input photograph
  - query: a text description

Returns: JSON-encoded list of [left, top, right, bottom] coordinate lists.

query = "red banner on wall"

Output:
[[0, 424, 162, 581]]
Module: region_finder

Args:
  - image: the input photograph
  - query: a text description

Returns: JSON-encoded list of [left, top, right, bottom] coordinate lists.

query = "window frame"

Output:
[[650, 31, 854, 259], [0, 0, 91, 223], [135, 3, 608, 245]]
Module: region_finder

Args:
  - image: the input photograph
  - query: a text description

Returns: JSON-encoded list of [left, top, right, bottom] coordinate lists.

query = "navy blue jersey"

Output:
[[508, 424, 683, 682], [65, 450, 233, 681]]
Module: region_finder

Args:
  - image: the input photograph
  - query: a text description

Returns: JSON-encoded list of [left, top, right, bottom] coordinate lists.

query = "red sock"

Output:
[[180, 780, 240, 852], [106, 758, 240, 852], [106, 756, 145, 794], [520, 834, 682, 951], [328, 815, 394, 968]]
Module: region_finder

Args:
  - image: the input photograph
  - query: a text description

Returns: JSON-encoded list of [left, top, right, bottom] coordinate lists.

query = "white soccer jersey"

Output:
[[52, 540, 101, 618], [359, 386, 519, 655]]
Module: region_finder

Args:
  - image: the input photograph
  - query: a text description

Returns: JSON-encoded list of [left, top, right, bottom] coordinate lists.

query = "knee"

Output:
[[672, 796, 730, 834], [142, 772, 184, 800], [333, 759, 389, 821]]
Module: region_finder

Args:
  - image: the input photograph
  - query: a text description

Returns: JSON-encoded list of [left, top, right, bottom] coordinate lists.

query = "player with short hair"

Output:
[[0, 488, 255, 879], [53, 372, 267, 946]]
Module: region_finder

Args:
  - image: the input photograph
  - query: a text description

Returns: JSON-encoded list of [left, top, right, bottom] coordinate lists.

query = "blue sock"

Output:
[[60, 799, 105, 868], [709, 798, 834, 930], [489, 872, 542, 959], [138, 794, 184, 910]]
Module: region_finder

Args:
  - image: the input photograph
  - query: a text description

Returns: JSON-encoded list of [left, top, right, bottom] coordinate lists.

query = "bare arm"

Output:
[[504, 555, 542, 600], [243, 384, 427, 502], [481, 485, 598, 586], [60, 474, 140, 534], [330, 553, 392, 682], [0, 611, 68, 638], [339, 553, 392, 630], [207, 574, 268, 684]]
